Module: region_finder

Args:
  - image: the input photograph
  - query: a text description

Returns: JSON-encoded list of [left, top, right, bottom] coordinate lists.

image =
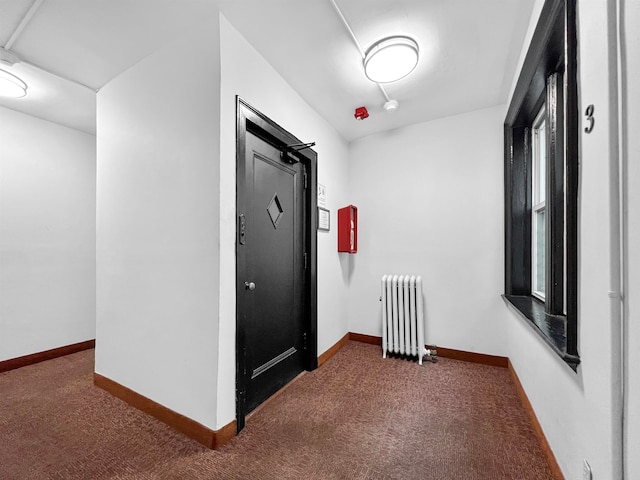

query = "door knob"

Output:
[[245, 281, 256, 291]]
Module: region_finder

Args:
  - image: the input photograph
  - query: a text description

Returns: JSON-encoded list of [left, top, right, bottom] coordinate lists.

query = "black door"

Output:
[[236, 99, 317, 432]]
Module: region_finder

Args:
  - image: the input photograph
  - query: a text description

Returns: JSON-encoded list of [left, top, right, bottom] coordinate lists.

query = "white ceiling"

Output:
[[0, 0, 535, 140]]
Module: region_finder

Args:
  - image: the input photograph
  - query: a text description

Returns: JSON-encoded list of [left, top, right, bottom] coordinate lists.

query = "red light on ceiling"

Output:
[[354, 106, 369, 120]]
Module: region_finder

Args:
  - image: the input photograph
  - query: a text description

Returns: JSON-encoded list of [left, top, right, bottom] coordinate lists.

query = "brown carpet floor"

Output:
[[0, 341, 555, 479]]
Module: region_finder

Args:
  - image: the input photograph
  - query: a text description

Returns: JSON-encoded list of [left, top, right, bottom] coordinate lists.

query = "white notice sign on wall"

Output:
[[318, 184, 326, 208]]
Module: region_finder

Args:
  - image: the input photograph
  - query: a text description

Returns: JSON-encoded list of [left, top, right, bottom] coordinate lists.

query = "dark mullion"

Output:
[[523, 127, 532, 297], [505, 126, 532, 296], [504, 124, 513, 294], [564, 0, 579, 357], [545, 72, 566, 316]]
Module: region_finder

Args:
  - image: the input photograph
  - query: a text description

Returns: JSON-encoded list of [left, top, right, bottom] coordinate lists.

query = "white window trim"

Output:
[[532, 106, 546, 301]]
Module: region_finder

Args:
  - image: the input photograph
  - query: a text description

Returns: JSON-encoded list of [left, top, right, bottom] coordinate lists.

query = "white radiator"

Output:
[[381, 275, 434, 365]]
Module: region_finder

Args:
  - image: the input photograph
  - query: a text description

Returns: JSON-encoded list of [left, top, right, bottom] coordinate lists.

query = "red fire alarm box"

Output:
[[338, 205, 358, 253]]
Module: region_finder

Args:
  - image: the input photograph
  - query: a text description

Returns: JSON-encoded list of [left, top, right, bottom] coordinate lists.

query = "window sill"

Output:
[[502, 295, 580, 371]]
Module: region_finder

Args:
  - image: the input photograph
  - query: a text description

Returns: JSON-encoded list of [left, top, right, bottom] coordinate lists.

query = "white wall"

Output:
[[95, 17, 221, 429], [347, 105, 508, 357], [95, 10, 351, 432], [505, 2, 629, 478], [0, 106, 95, 361], [217, 14, 351, 428], [92, 8, 640, 472], [623, 0, 640, 476]]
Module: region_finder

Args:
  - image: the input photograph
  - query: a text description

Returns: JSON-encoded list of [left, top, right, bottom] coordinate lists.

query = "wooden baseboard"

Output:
[[347, 333, 508, 368], [432, 346, 508, 368], [348, 332, 382, 345], [0, 339, 96, 373], [93, 373, 235, 450], [318, 333, 349, 367], [213, 417, 237, 449], [508, 361, 564, 479], [316, 331, 381, 367]]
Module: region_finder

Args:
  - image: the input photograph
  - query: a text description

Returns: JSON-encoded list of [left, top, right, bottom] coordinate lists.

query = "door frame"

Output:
[[235, 97, 318, 432]]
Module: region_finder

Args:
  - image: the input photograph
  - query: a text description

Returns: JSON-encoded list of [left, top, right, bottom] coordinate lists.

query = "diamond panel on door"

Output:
[[267, 193, 284, 229]]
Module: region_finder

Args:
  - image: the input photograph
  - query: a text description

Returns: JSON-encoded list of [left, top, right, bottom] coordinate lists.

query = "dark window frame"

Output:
[[503, 0, 580, 370]]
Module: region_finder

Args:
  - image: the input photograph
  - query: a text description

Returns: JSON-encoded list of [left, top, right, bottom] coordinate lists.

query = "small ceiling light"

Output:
[[383, 99, 399, 112], [363, 36, 419, 83], [0, 69, 27, 98]]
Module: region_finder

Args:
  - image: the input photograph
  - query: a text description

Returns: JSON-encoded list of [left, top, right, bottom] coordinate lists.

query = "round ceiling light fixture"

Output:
[[363, 36, 419, 83], [0, 69, 27, 98]]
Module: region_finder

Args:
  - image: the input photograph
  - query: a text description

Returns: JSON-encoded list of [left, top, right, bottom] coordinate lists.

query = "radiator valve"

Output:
[[424, 348, 438, 363]]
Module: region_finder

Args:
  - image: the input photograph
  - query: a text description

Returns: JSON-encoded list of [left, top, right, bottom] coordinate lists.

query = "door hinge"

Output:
[[302, 332, 308, 351], [303, 252, 308, 269], [303, 172, 308, 189]]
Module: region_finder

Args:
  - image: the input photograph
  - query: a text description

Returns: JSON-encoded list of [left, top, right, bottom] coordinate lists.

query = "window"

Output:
[[531, 107, 546, 301], [503, 0, 579, 370]]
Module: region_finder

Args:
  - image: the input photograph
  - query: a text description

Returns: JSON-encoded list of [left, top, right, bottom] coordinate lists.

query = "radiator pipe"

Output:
[[328, 0, 392, 103], [4, 0, 45, 50], [613, 0, 628, 477]]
